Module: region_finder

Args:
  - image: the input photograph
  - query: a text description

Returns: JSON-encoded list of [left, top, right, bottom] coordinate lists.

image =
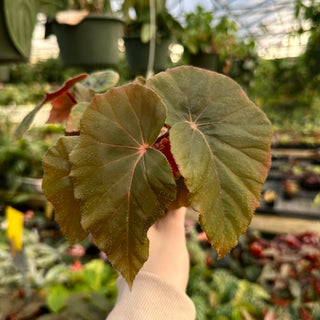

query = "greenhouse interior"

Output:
[[1, 0, 320, 319]]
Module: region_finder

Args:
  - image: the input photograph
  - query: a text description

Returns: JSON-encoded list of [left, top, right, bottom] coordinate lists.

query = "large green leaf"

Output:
[[147, 66, 272, 257], [42, 136, 88, 244], [70, 84, 177, 286]]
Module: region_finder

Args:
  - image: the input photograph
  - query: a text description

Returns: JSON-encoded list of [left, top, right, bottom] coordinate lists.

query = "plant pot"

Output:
[[52, 15, 124, 69], [225, 57, 242, 76], [123, 35, 171, 74], [189, 52, 223, 73]]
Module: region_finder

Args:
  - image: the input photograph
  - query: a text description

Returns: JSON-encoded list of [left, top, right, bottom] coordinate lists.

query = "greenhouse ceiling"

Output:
[[33, 0, 311, 61], [166, 0, 310, 59]]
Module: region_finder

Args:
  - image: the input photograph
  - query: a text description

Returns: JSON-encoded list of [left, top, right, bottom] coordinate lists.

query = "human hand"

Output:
[[141, 206, 189, 292], [106, 206, 196, 320]]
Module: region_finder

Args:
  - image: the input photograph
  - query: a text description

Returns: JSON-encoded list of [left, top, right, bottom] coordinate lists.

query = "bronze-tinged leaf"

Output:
[[42, 136, 88, 244], [15, 73, 88, 138], [44, 73, 89, 102], [70, 84, 177, 287], [147, 66, 273, 258]]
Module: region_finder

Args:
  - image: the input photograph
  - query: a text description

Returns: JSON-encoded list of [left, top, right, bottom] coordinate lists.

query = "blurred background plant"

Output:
[[121, 0, 182, 42], [0, 221, 118, 320], [193, 226, 320, 320], [180, 6, 238, 57], [187, 228, 272, 320], [0, 121, 63, 209]]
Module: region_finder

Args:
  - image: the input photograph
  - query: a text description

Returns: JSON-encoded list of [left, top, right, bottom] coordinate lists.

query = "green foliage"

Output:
[[253, 1, 320, 134], [204, 229, 320, 319], [180, 6, 214, 55], [180, 6, 239, 57], [0, 124, 47, 195], [226, 40, 259, 91], [250, 57, 320, 132], [0, 227, 67, 289], [187, 229, 271, 320], [9, 58, 84, 84], [0, 122, 64, 207], [0, 83, 49, 106], [0, 221, 117, 319], [0, 59, 85, 107], [272, 131, 320, 147], [180, 5, 258, 89], [295, 0, 320, 77], [44, 259, 117, 314], [121, 0, 182, 42]]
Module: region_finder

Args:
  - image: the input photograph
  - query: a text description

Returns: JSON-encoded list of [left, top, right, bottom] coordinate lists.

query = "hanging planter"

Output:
[[180, 6, 240, 73], [52, 14, 124, 69], [120, 0, 182, 75], [123, 35, 171, 74], [189, 52, 223, 72], [0, 0, 38, 63]]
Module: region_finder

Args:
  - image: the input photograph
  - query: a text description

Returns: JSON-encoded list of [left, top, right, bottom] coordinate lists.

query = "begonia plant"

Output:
[[16, 66, 273, 288]]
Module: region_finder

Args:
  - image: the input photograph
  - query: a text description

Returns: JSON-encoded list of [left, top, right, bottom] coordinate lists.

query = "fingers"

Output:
[[143, 206, 190, 291], [153, 206, 187, 232]]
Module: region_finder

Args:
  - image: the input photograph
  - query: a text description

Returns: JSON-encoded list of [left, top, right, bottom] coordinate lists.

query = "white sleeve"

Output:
[[106, 271, 196, 320]]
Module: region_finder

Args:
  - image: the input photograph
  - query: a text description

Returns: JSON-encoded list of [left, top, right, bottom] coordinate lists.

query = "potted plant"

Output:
[[121, 0, 182, 75], [41, 0, 124, 69], [16, 65, 272, 288], [180, 6, 238, 72], [0, 0, 38, 64]]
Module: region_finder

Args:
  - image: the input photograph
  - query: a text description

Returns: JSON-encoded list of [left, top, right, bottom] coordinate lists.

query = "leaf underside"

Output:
[[42, 136, 88, 244], [81, 69, 120, 93], [69, 84, 177, 287], [147, 66, 273, 257], [46, 93, 76, 124]]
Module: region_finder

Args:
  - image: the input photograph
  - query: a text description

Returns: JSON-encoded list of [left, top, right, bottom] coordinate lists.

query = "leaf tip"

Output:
[[119, 269, 138, 291]]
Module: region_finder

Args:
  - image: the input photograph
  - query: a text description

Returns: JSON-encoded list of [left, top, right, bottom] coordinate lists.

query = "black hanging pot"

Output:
[[52, 15, 124, 69]]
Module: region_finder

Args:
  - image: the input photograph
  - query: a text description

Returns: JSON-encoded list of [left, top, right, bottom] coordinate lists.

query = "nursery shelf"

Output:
[[258, 176, 320, 219], [250, 214, 320, 236], [272, 148, 320, 160]]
